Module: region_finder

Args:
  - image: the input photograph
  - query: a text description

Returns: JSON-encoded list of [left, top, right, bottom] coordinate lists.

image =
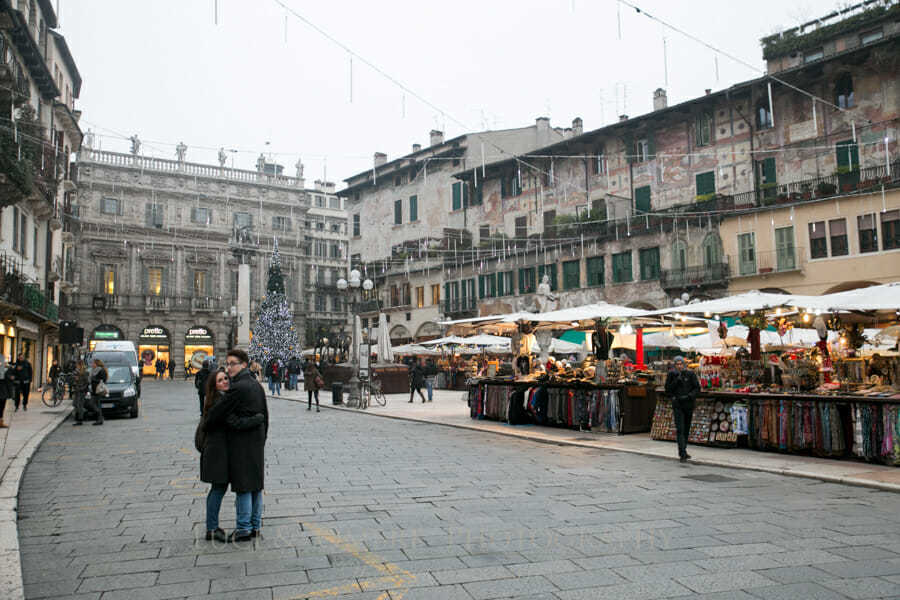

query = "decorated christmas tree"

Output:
[[248, 241, 300, 365]]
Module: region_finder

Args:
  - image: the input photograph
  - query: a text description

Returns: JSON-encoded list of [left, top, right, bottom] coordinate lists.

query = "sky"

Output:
[[57, 0, 839, 187]]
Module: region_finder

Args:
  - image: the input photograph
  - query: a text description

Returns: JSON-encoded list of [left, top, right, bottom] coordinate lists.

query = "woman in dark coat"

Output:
[[200, 368, 265, 542], [303, 360, 322, 412], [88, 359, 108, 425]]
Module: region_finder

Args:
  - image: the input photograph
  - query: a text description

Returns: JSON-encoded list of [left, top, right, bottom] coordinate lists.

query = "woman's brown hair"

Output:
[[203, 367, 227, 416]]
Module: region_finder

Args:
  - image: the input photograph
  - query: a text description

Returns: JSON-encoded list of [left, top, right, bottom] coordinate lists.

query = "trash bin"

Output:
[[331, 382, 343, 404]]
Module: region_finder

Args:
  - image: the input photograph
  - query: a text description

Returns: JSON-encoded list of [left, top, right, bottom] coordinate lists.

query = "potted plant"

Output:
[[816, 181, 836, 197]]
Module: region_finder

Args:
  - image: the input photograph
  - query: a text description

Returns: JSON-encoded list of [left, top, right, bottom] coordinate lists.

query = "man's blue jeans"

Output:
[[235, 490, 263, 532], [268, 377, 281, 395], [289, 373, 298, 390], [425, 378, 434, 402], [206, 484, 227, 531]]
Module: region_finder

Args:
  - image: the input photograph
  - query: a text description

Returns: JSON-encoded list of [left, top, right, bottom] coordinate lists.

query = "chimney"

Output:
[[572, 117, 583, 136], [619, 114, 629, 122], [653, 88, 667, 111], [429, 130, 444, 146], [412, 143, 422, 153], [374, 152, 387, 167]]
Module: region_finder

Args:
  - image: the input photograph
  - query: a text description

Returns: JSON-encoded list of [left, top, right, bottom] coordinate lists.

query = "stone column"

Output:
[[237, 263, 251, 349]]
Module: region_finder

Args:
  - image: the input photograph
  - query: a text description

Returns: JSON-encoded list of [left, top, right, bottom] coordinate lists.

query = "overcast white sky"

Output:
[[59, 0, 837, 186]]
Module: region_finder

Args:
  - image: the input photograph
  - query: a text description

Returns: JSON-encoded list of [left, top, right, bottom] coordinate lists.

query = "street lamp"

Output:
[[337, 269, 373, 408]]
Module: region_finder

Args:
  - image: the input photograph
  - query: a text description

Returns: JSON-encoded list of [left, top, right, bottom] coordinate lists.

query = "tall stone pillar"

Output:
[[237, 263, 251, 349]]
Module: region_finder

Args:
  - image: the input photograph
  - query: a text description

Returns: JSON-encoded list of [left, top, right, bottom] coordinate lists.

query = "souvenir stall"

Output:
[[648, 284, 900, 464], [456, 302, 662, 434]]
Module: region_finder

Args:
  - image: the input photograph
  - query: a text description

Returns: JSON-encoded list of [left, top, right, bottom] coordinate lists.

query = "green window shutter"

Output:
[[635, 186, 651, 213], [763, 157, 776, 184], [478, 275, 485, 298], [612, 252, 632, 283], [640, 247, 660, 281], [836, 140, 859, 170], [563, 260, 580, 290], [647, 135, 655, 160], [409, 195, 417, 221], [462, 183, 470, 207], [394, 199, 402, 224], [452, 182, 461, 210], [696, 171, 716, 196]]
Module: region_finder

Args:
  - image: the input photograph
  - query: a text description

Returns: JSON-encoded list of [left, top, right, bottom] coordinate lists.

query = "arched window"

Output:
[[702, 234, 722, 266], [672, 240, 687, 271], [756, 100, 773, 130], [834, 73, 854, 109]]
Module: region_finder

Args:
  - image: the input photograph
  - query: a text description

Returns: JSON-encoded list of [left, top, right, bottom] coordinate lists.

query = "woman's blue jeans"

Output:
[[205, 484, 227, 531], [235, 490, 263, 532]]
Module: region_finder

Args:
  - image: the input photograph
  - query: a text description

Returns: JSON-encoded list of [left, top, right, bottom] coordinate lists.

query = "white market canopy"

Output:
[[420, 335, 469, 346], [502, 302, 650, 324], [391, 344, 441, 356]]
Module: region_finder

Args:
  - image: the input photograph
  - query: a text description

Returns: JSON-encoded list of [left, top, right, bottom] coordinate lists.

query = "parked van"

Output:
[[91, 341, 141, 396]]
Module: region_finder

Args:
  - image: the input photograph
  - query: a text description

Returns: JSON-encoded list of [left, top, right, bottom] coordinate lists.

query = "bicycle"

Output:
[[41, 372, 71, 407], [359, 376, 386, 409]]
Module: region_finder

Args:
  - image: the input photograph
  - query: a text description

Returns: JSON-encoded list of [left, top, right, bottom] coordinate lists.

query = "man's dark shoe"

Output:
[[73, 421, 83, 426], [93, 422, 103, 426], [206, 528, 226, 542], [22, 405, 26, 411], [228, 530, 252, 543], [684, 453, 692, 460], [250, 529, 262, 538], [679, 456, 687, 463]]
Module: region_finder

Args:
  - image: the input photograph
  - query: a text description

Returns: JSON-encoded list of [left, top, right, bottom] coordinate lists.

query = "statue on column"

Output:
[[175, 141, 187, 163], [295, 157, 304, 179], [129, 134, 141, 155], [83, 128, 95, 149], [218, 147, 227, 168], [256, 153, 266, 173]]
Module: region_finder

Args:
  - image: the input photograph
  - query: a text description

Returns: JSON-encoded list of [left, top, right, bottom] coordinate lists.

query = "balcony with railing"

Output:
[[443, 297, 477, 318], [728, 247, 807, 279], [0, 253, 57, 322], [660, 263, 729, 291], [80, 149, 307, 191]]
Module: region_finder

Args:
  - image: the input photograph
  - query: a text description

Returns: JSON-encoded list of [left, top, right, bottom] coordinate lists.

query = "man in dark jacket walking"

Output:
[[194, 360, 212, 415], [12, 353, 32, 411], [218, 349, 268, 542], [665, 356, 700, 462], [408, 359, 427, 403]]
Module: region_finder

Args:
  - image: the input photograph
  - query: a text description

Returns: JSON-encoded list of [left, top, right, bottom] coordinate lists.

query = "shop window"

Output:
[[639, 247, 660, 281], [756, 100, 773, 130], [586, 256, 604, 286], [834, 73, 854, 109], [882, 210, 899, 251], [562, 260, 580, 290], [775, 226, 795, 271], [538, 264, 558, 291], [809, 221, 827, 259], [518, 267, 536, 294], [696, 112, 713, 146], [829, 219, 848, 256], [858, 213, 878, 253], [738, 232, 756, 275], [497, 271, 514, 296], [612, 251, 632, 283]]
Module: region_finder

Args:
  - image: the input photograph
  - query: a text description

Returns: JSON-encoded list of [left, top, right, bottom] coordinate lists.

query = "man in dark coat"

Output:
[[408, 359, 426, 404], [12, 353, 32, 411], [665, 356, 700, 463], [217, 349, 268, 542]]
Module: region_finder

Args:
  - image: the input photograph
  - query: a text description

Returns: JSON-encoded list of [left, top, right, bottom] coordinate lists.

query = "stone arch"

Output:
[[389, 324, 412, 344], [822, 280, 880, 295], [701, 232, 723, 266], [671, 238, 687, 271], [414, 321, 441, 342]]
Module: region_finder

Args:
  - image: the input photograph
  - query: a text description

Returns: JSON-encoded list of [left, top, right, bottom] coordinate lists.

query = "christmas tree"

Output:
[[248, 241, 300, 365]]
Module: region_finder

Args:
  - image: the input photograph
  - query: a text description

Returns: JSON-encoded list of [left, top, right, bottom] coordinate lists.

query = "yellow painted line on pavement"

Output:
[[286, 521, 414, 600]]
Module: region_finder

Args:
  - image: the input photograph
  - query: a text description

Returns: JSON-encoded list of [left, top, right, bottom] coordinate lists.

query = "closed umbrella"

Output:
[[378, 313, 394, 363], [353, 315, 362, 366]]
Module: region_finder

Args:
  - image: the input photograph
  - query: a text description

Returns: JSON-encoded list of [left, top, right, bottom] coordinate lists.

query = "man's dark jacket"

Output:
[[204, 368, 268, 493], [200, 390, 265, 485], [14, 359, 32, 383], [665, 368, 700, 403]]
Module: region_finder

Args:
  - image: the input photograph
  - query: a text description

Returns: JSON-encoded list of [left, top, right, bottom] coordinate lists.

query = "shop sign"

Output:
[[185, 326, 213, 342], [94, 330, 120, 339], [140, 325, 169, 340]]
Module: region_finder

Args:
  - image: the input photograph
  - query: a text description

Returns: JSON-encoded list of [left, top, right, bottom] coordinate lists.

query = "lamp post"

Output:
[[336, 269, 373, 408]]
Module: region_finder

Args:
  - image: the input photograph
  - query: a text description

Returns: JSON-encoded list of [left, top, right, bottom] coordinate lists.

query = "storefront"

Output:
[[0, 322, 15, 362], [89, 324, 124, 351], [16, 316, 38, 373], [185, 326, 214, 373], [138, 325, 171, 377]]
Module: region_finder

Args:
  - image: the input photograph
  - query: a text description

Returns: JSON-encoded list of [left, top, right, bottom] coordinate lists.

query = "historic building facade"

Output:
[[67, 147, 348, 376], [0, 0, 82, 382]]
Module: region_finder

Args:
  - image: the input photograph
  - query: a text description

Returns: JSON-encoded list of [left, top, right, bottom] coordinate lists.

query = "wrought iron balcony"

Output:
[[660, 263, 729, 291], [443, 297, 477, 317], [0, 253, 57, 322]]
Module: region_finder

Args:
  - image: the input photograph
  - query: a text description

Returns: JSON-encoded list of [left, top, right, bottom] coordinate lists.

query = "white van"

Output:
[[91, 341, 140, 382]]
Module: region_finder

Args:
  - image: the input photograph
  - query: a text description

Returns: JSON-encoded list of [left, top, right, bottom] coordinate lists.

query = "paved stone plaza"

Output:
[[16, 381, 900, 599]]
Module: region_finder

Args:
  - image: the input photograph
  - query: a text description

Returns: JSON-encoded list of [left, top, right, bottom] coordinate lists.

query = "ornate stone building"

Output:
[[66, 146, 348, 376]]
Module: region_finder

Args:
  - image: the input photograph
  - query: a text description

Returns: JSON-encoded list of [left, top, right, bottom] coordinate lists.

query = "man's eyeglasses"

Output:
[[225, 361, 242, 367]]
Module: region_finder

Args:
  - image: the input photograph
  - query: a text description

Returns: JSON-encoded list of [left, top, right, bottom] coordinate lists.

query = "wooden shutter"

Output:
[[696, 171, 716, 196], [635, 186, 651, 213], [452, 182, 461, 210]]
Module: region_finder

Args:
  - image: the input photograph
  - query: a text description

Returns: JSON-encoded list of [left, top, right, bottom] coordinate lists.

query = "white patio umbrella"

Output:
[[377, 313, 394, 363], [461, 334, 511, 346], [420, 335, 469, 346]]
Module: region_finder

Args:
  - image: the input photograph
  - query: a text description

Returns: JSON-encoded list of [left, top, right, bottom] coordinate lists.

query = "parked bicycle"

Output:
[[41, 372, 72, 407], [359, 375, 386, 409]]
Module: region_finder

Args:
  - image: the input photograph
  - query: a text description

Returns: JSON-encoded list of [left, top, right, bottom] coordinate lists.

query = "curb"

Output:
[[280, 394, 900, 494], [0, 408, 71, 600]]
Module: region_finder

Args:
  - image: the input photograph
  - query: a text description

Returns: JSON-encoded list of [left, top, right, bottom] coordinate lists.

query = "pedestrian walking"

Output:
[[88, 358, 108, 426], [0, 356, 11, 428], [168, 360, 175, 380], [199, 367, 265, 543], [12, 353, 32, 411], [303, 360, 321, 412], [287, 356, 301, 391], [665, 356, 700, 462], [71, 360, 94, 426], [195, 360, 212, 415], [206, 349, 268, 542], [408, 359, 427, 403], [424, 358, 436, 402], [48, 359, 61, 389], [266, 358, 282, 396]]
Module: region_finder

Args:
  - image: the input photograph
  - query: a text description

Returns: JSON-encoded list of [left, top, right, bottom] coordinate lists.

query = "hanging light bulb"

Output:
[[620, 322, 634, 335], [802, 313, 810, 323]]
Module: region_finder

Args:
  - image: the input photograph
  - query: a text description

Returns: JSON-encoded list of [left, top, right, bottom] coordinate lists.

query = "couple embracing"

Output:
[[198, 349, 268, 543]]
